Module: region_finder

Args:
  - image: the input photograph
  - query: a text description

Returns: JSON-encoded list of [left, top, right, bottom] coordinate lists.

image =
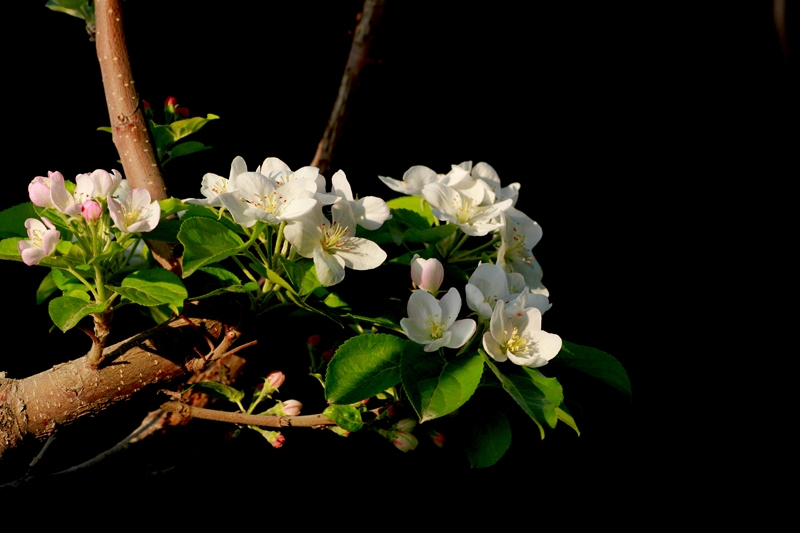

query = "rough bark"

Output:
[[95, 0, 181, 273], [0, 310, 227, 462]]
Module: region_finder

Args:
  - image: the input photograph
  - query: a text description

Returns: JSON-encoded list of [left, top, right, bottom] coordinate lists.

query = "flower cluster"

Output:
[[387, 161, 561, 368], [185, 156, 392, 287], [20, 169, 160, 266]]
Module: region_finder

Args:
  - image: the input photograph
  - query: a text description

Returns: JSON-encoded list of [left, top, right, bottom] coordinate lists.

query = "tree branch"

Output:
[[95, 0, 181, 273], [159, 401, 335, 428], [311, 0, 386, 176]]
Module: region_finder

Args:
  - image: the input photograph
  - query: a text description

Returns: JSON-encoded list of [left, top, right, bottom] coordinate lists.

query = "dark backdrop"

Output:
[[2, 1, 793, 498]]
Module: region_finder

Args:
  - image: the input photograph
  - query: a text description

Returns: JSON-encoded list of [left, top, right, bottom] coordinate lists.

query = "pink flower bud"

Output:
[[266, 371, 285, 391], [81, 200, 102, 222], [280, 399, 302, 416], [321, 350, 334, 362], [164, 96, 178, 111], [307, 334, 321, 347], [176, 107, 189, 118], [431, 431, 446, 448], [392, 431, 418, 453], [410, 254, 444, 294], [264, 430, 285, 448], [394, 418, 417, 433]]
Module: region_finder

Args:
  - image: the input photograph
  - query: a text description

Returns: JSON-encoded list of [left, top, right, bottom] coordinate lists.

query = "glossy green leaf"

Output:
[[185, 266, 259, 300], [36, 271, 59, 305], [106, 269, 187, 307], [0, 203, 38, 239], [402, 349, 484, 423], [481, 350, 549, 439], [553, 341, 632, 397], [386, 196, 436, 226], [277, 256, 304, 292], [403, 224, 459, 244], [163, 141, 212, 165], [325, 333, 405, 404], [462, 407, 512, 468], [322, 404, 364, 432], [178, 216, 245, 278], [48, 296, 106, 332], [158, 198, 188, 218], [556, 406, 580, 436]]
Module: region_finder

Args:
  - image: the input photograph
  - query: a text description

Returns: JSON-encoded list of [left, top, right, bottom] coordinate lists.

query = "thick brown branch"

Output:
[[0, 314, 230, 462], [95, 0, 180, 273], [311, 0, 386, 176]]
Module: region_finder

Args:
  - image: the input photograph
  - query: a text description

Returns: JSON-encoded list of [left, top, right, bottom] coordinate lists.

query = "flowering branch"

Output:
[[159, 401, 336, 428]]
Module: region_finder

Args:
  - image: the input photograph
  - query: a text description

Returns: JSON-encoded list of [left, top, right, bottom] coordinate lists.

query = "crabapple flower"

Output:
[[263, 371, 285, 394], [217, 171, 318, 227], [329, 170, 390, 230], [108, 188, 161, 233], [482, 301, 561, 368], [28, 171, 64, 208], [18, 217, 60, 266], [50, 173, 95, 216], [496, 207, 547, 294], [184, 156, 247, 207], [264, 399, 303, 416], [400, 287, 476, 352], [392, 431, 419, 452], [465, 262, 512, 321], [378, 165, 439, 197], [283, 202, 387, 287], [410, 254, 444, 294], [77, 169, 123, 200], [422, 182, 512, 236], [472, 162, 520, 207]]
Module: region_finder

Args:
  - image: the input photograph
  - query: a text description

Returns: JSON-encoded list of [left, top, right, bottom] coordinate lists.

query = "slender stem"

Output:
[[67, 266, 99, 300], [231, 255, 259, 285]]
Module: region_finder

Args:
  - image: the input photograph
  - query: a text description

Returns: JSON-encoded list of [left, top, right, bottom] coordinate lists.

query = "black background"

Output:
[[1, 1, 793, 499]]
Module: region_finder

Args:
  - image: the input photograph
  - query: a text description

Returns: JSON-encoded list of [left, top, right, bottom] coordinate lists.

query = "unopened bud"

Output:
[[410, 254, 444, 294], [81, 200, 102, 222], [307, 334, 321, 347]]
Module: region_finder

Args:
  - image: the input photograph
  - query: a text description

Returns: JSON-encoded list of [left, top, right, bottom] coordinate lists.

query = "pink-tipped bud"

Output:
[[431, 431, 446, 448], [410, 254, 444, 294], [176, 107, 189, 118], [280, 399, 303, 416], [266, 371, 285, 391], [81, 200, 102, 222], [164, 96, 178, 111], [263, 430, 285, 448], [394, 418, 417, 433], [392, 431, 418, 453], [321, 350, 334, 362], [307, 334, 321, 347]]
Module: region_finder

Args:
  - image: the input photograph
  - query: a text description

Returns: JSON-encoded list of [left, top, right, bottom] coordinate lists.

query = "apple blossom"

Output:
[[482, 302, 561, 368], [392, 431, 418, 453], [496, 207, 547, 294], [108, 188, 161, 233], [184, 156, 247, 207], [283, 202, 387, 287], [28, 171, 64, 208], [329, 170, 391, 230], [77, 169, 123, 200], [216, 171, 318, 227], [400, 287, 476, 352], [17, 217, 61, 266], [378, 165, 439, 197], [472, 162, 520, 207], [410, 254, 444, 294], [422, 182, 512, 236], [49, 173, 94, 216], [465, 262, 511, 321]]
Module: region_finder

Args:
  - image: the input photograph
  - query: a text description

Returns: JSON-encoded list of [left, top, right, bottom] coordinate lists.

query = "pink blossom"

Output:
[[81, 200, 102, 222]]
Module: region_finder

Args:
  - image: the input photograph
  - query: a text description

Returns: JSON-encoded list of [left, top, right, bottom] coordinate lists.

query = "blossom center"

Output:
[[250, 191, 283, 213], [210, 179, 228, 195], [122, 204, 147, 225], [506, 227, 534, 264], [424, 313, 447, 340], [450, 195, 480, 224], [320, 221, 352, 252], [31, 228, 44, 248], [504, 326, 530, 355]]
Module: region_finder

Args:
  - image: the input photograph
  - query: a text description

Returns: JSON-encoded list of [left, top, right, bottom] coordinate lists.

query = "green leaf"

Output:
[[342, 313, 403, 334], [185, 266, 259, 300], [163, 141, 212, 165], [556, 406, 580, 436], [322, 292, 350, 309], [386, 196, 436, 226], [158, 198, 188, 218], [481, 350, 550, 439], [277, 256, 304, 292], [168, 114, 220, 141], [325, 333, 405, 404], [322, 404, 364, 432], [106, 269, 187, 307], [0, 203, 38, 239], [48, 296, 106, 332], [52, 268, 92, 293], [403, 224, 459, 244], [390, 208, 430, 231], [298, 260, 323, 296], [178, 217, 245, 278], [183, 381, 244, 404], [36, 271, 59, 305], [402, 349, 484, 423], [97, 126, 112, 133], [462, 407, 512, 468], [265, 268, 297, 295], [553, 341, 632, 397]]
